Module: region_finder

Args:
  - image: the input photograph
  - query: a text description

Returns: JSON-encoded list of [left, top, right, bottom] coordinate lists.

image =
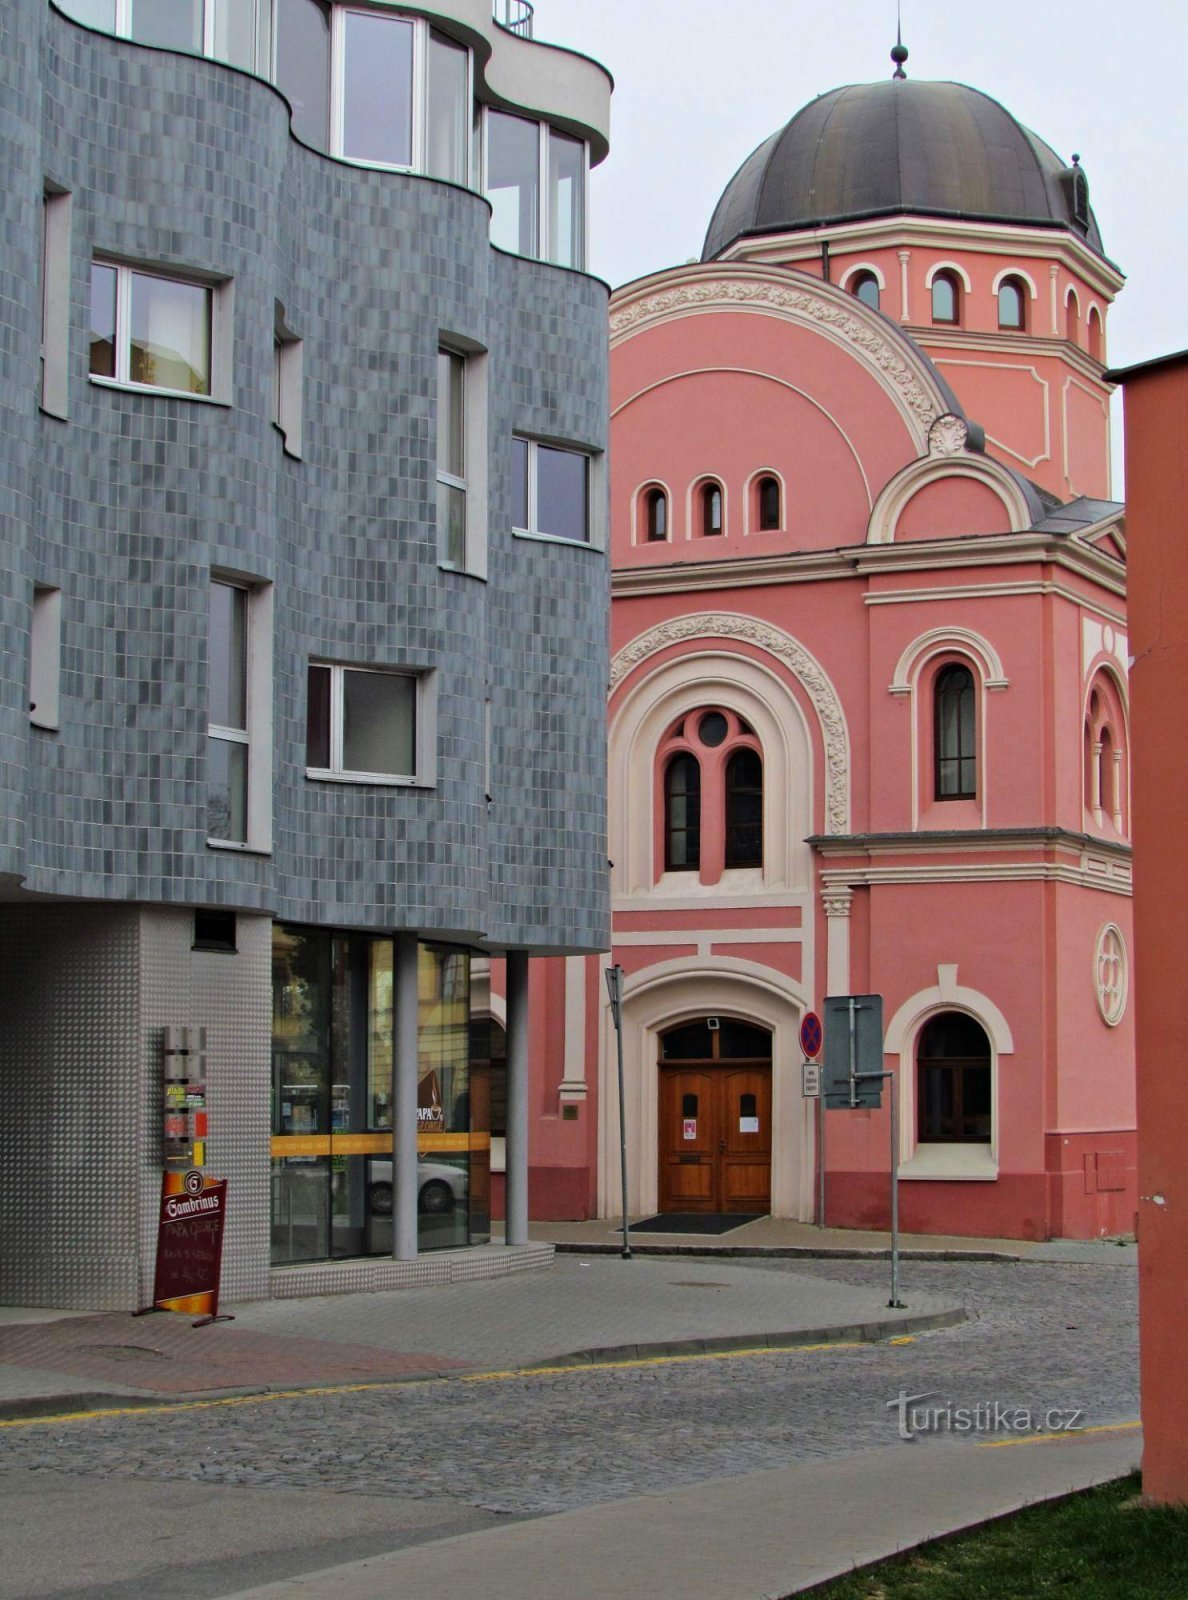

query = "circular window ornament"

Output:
[[1094, 924, 1128, 1027], [698, 711, 729, 747]]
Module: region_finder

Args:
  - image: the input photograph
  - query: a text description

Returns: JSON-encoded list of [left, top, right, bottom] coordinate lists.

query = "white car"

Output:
[[367, 1159, 467, 1218]]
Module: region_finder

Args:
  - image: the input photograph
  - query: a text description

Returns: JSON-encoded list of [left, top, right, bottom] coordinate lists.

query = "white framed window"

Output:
[[485, 110, 587, 269], [306, 663, 432, 784], [208, 575, 272, 850], [89, 260, 232, 402], [324, 8, 470, 179], [58, 0, 271, 73], [29, 586, 62, 732], [512, 436, 590, 544], [437, 343, 488, 574]]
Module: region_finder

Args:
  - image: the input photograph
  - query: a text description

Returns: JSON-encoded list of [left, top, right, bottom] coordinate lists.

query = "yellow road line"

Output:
[[978, 1420, 1141, 1449], [0, 1335, 913, 1429]]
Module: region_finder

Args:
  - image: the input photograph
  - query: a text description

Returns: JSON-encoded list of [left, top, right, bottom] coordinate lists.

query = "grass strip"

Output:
[[809, 1474, 1188, 1598]]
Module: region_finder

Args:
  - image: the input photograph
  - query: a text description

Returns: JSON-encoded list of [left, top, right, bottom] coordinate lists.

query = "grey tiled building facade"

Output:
[[0, 0, 611, 1307]]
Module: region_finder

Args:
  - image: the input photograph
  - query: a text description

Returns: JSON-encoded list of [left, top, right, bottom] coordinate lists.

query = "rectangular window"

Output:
[[426, 29, 469, 185], [61, 0, 267, 70], [193, 909, 237, 952], [512, 436, 590, 543], [40, 188, 72, 420], [486, 111, 586, 269], [340, 9, 414, 167], [90, 261, 222, 398], [208, 575, 272, 850], [437, 348, 466, 567], [306, 664, 421, 782], [130, 0, 203, 50], [29, 586, 62, 732], [276, 0, 331, 147]]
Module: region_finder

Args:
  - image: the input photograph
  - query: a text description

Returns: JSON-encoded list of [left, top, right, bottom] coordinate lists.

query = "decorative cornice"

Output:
[[609, 271, 945, 441], [610, 612, 851, 834]]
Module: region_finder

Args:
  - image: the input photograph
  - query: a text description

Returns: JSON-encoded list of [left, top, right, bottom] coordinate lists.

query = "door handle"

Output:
[[718, 1139, 726, 1154]]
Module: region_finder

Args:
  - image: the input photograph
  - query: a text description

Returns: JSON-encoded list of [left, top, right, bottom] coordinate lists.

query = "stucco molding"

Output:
[[890, 626, 1009, 693], [609, 272, 946, 444], [884, 966, 1015, 1055], [866, 448, 1034, 544], [610, 612, 851, 834]]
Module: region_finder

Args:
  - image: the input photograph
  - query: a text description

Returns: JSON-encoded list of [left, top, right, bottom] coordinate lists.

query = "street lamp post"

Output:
[[604, 964, 632, 1259]]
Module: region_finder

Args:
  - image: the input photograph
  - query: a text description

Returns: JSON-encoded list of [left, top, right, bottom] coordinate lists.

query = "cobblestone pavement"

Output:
[[0, 1259, 1136, 1520]]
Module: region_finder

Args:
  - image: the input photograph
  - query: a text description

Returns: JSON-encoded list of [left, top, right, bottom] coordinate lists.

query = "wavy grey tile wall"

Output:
[[5, 1, 609, 954]]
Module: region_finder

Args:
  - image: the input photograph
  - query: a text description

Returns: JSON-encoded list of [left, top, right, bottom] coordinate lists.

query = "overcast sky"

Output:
[[535, 0, 1187, 492]]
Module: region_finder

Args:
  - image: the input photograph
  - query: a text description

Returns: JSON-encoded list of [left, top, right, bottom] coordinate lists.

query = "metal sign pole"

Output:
[[889, 1069, 904, 1308], [604, 965, 632, 1260], [818, 1088, 826, 1228]]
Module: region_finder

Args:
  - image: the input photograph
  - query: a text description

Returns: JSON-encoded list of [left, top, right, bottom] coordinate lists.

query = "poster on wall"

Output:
[[144, 1170, 231, 1326]]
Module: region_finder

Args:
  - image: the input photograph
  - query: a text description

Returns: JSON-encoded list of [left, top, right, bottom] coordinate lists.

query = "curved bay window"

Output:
[[664, 752, 702, 871], [934, 663, 976, 799], [917, 1012, 991, 1143], [931, 270, 960, 326], [725, 748, 763, 868]]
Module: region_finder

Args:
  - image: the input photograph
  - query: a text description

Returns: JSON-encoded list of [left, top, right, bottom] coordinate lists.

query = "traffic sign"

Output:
[[802, 1060, 821, 1098], [800, 1011, 823, 1059]]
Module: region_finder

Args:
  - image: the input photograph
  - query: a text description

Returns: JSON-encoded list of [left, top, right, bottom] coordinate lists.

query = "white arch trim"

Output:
[[598, 957, 815, 1220], [866, 451, 1034, 544], [743, 465, 788, 536], [924, 260, 973, 293], [991, 266, 1039, 300], [610, 611, 852, 835], [629, 477, 674, 548], [1065, 285, 1081, 310], [890, 627, 1009, 693], [884, 965, 1015, 1055], [839, 261, 887, 291]]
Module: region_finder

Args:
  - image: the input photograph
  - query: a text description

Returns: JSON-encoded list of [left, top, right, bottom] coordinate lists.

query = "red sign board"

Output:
[[800, 1011, 823, 1059], [151, 1171, 228, 1320]]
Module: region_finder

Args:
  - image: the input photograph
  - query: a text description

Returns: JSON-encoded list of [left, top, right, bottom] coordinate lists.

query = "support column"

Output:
[[823, 886, 853, 997], [505, 949, 530, 1247], [897, 250, 911, 321], [392, 932, 419, 1262]]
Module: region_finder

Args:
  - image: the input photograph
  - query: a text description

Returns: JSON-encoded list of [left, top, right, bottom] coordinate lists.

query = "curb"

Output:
[[0, 1309, 966, 1423], [550, 1240, 1019, 1264]]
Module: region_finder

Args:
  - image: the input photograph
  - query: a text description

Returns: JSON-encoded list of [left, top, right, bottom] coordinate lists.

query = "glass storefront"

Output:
[[270, 926, 489, 1264]]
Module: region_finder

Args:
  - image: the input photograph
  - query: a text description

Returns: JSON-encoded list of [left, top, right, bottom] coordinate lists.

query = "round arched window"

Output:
[[851, 271, 880, 311]]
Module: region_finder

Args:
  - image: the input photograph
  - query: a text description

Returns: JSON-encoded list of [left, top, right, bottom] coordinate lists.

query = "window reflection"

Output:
[[488, 111, 540, 256], [276, 0, 331, 148], [427, 30, 469, 184], [342, 10, 414, 167]]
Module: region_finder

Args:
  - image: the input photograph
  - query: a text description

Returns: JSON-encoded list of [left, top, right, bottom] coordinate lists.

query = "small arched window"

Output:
[[1065, 290, 1080, 346], [917, 1012, 992, 1143], [997, 277, 1026, 331], [1087, 307, 1103, 363], [664, 753, 701, 870], [725, 748, 763, 868], [756, 475, 781, 532], [700, 480, 723, 537], [934, 664, 976, 799], [644, 486, 668, 542], [1084, 675, 1127, 834], [931, 271, 960, 326], [851, 271, 880, 311]]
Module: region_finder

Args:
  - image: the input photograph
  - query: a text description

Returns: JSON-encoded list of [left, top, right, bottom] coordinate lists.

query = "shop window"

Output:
[[931, 270, 960, 326], [850, 270, 880, 310], [934, 663, 976, 800], [512, 435, 590, 543], [486, 110, 587, 269], [306, 663, 423, 782], [917, 1012, 991, 1143], [664, 752, 701, 870], [643, 486, 669, 542], [997, 276, 1026, 331]]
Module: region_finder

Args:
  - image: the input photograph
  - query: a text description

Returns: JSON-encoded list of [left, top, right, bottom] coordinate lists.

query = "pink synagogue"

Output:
[[487, 55, 1135, 1241]]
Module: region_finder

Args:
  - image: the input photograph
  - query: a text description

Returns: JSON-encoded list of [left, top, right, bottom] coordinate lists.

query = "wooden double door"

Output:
[[658, 1062, 772, 1214]]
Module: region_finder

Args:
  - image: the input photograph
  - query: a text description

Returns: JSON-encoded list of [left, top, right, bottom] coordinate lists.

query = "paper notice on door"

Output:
[[682, 1119, 697, 1140], [739, 1116, 760, 1133]]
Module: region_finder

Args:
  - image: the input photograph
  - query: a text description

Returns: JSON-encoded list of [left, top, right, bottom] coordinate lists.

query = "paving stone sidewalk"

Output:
[[0, 1255, 962, 1417]]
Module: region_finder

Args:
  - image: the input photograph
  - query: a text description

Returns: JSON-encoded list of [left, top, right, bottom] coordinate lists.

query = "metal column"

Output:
[[505, 950, 530, 1247], [392, 932, 419, 1262]]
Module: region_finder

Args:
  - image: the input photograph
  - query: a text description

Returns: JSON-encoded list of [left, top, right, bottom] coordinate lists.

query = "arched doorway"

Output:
[[657, 1017, 772, 1213]]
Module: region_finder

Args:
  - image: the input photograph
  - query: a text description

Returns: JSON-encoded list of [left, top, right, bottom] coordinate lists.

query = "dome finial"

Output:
[[891, 5, 909, 79]]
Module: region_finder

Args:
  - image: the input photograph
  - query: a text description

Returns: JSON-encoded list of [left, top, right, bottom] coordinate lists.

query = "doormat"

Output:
[[627, 1213, 764, 1236]]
